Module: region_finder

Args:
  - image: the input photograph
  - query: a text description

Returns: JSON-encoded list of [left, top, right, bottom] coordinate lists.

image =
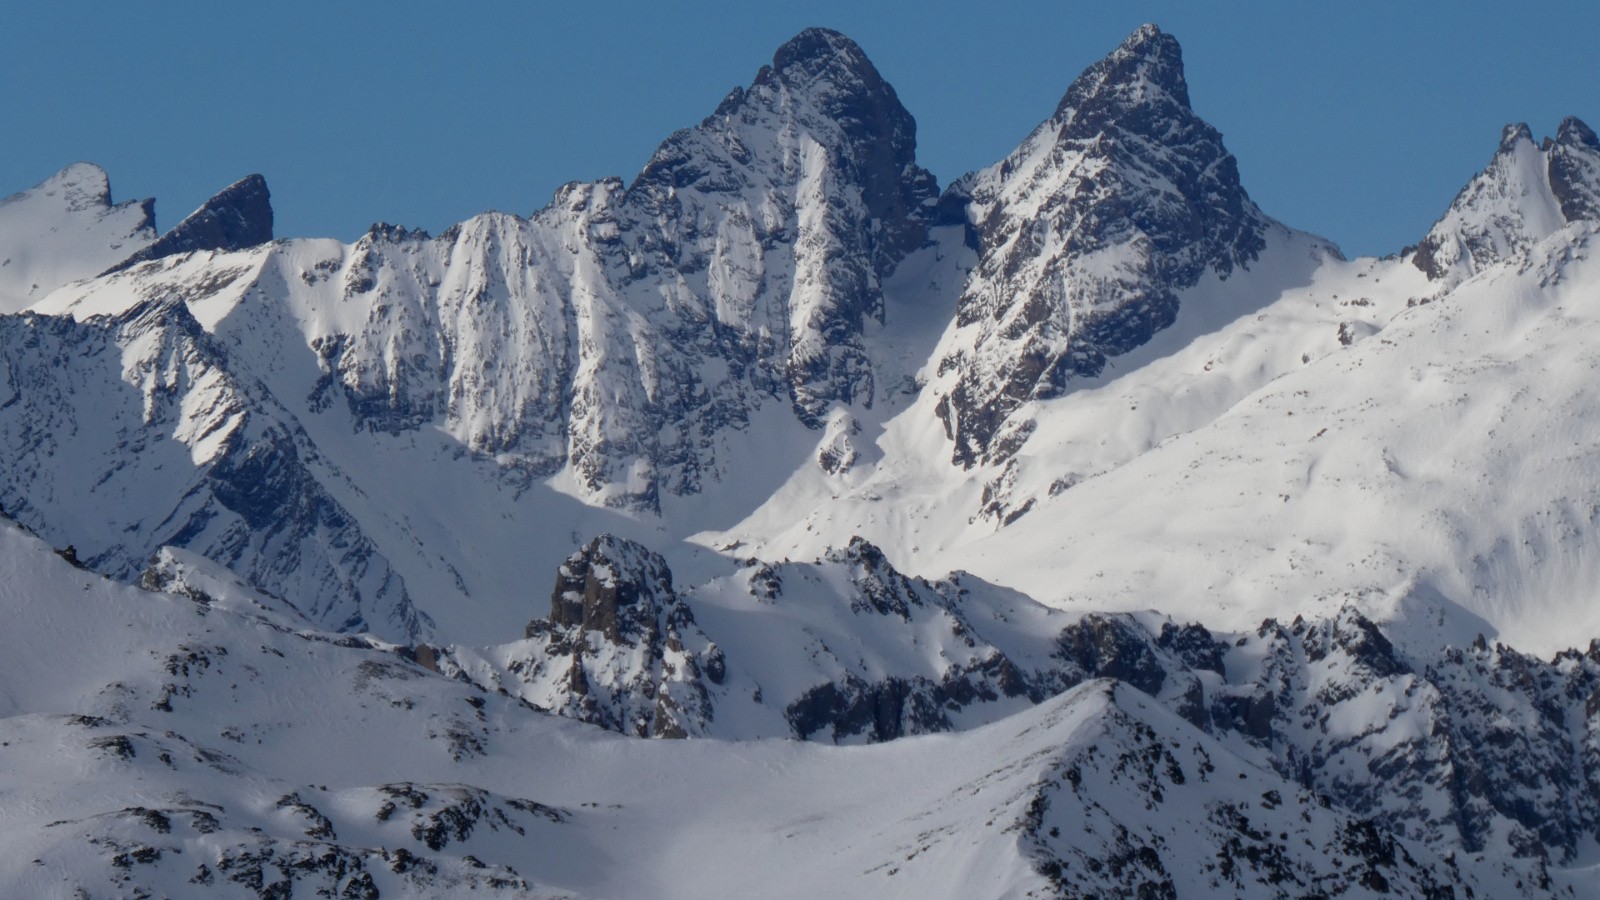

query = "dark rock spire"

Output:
[[104, 174, 273, 274]]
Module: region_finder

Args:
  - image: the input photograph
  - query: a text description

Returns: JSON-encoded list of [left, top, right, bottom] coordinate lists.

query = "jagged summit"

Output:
[[930, 23, 1272, 467], [1500, 121, 1534, 151], [1549, 115, 1600, 223], [1556, 115, 1598, 149], [768, 27, 869, 78], [103, 173, 272, 274], [1054, 23, 1189, 119], [702, 28, 894, 118], [1413, 117, 1600, 281], [631, 25, 935, 283]]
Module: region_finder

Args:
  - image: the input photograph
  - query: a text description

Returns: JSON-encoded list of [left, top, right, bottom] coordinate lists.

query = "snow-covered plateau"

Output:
[[3, 21, 1600, 898]]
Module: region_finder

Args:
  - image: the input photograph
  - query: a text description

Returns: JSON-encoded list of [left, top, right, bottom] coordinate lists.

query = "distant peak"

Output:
[[364, 222, 431, 243], [1499, 122, 1534, 152], [15, 163, 114, 213], [47, 162, 111, 194], [1055, 23, 1189, 119], [209, 173, 270, 209], [1557, 116, 1599, 150], [1548, 115, 1600, 225]]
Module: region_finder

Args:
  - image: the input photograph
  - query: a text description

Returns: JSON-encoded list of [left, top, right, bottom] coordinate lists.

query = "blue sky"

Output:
[[5, 1, 1597, 257]]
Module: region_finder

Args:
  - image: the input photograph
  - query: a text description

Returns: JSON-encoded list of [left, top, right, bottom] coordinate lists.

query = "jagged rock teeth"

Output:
[[1414, 117, 1600, 281]]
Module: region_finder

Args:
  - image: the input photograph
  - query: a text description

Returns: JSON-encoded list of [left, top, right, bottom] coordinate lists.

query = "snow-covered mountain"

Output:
[[931, 24, 1288, 468], [1412, 117, 1600, 283], [0, 163, 155, 311], [4, 20, 1600, 896], [0, 517, 1547, 897]]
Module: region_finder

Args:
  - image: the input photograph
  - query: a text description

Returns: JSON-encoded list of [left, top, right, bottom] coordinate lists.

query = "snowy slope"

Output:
[[39, 28, 937, 515], [1413, 117, 1600, 283], [0, 291, 427, 640], [0, 28, 974, 647], [0, 164, 154, 311], [1, 517, 1536, 898], [722, 118, 1600, 657]]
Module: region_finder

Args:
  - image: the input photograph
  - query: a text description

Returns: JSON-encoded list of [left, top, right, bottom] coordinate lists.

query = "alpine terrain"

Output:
[[2, 22, 1599, 898]]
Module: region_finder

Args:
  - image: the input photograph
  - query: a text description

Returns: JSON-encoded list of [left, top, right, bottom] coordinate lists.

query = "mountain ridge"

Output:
[[4, 22, 1600, 895]]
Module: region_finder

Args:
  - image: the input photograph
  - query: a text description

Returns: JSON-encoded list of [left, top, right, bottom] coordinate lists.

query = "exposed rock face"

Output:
[[625, 27, 937, 429], [931, 24, 1271, 466], [1546, 116, 1600, 222], [1214, 609, 1600, 869], [104, 174, 273, 274], [1413, 117, 1600, 282], [1017, 684, 1489, 899], [455, 536, 1212, 744], [776, 538, 1076, 742], [544, 534, 683, 644], [312, 27, 937, 510], [484, 536, 720, 738]]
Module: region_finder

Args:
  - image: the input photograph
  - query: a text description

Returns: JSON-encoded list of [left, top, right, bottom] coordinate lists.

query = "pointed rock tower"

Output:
[[931, 24, 1271, 467], [104, 173, 273, 274]]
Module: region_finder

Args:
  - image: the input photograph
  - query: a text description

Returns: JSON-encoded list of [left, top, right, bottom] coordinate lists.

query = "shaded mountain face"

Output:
[[931, 24, 1273, 467], [1412, 116, 1600, 282], [0, 298, 426, 640], [104, 174, 273, 275]]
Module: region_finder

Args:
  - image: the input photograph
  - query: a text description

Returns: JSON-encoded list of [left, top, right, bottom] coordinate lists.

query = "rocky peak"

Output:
[[363, 222, 431, 243], [1556, 115, 1599, 150], [1548, 115, 1600, 223], [1297, 606, 1409, 678], [512, 535, 716, 738], [1056, 614, 1168, 697], [544, 535, 678, 643], [1413, 119, 1598, 281], [1500, 121, 1535, 152], [1053, 23, 1188, 121], [768, 27, 870, 81], [931, 25, 1269, 467], [630, 25, 936, 281], [104, 174, 273, 274], [607, 27, 939, 432]]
